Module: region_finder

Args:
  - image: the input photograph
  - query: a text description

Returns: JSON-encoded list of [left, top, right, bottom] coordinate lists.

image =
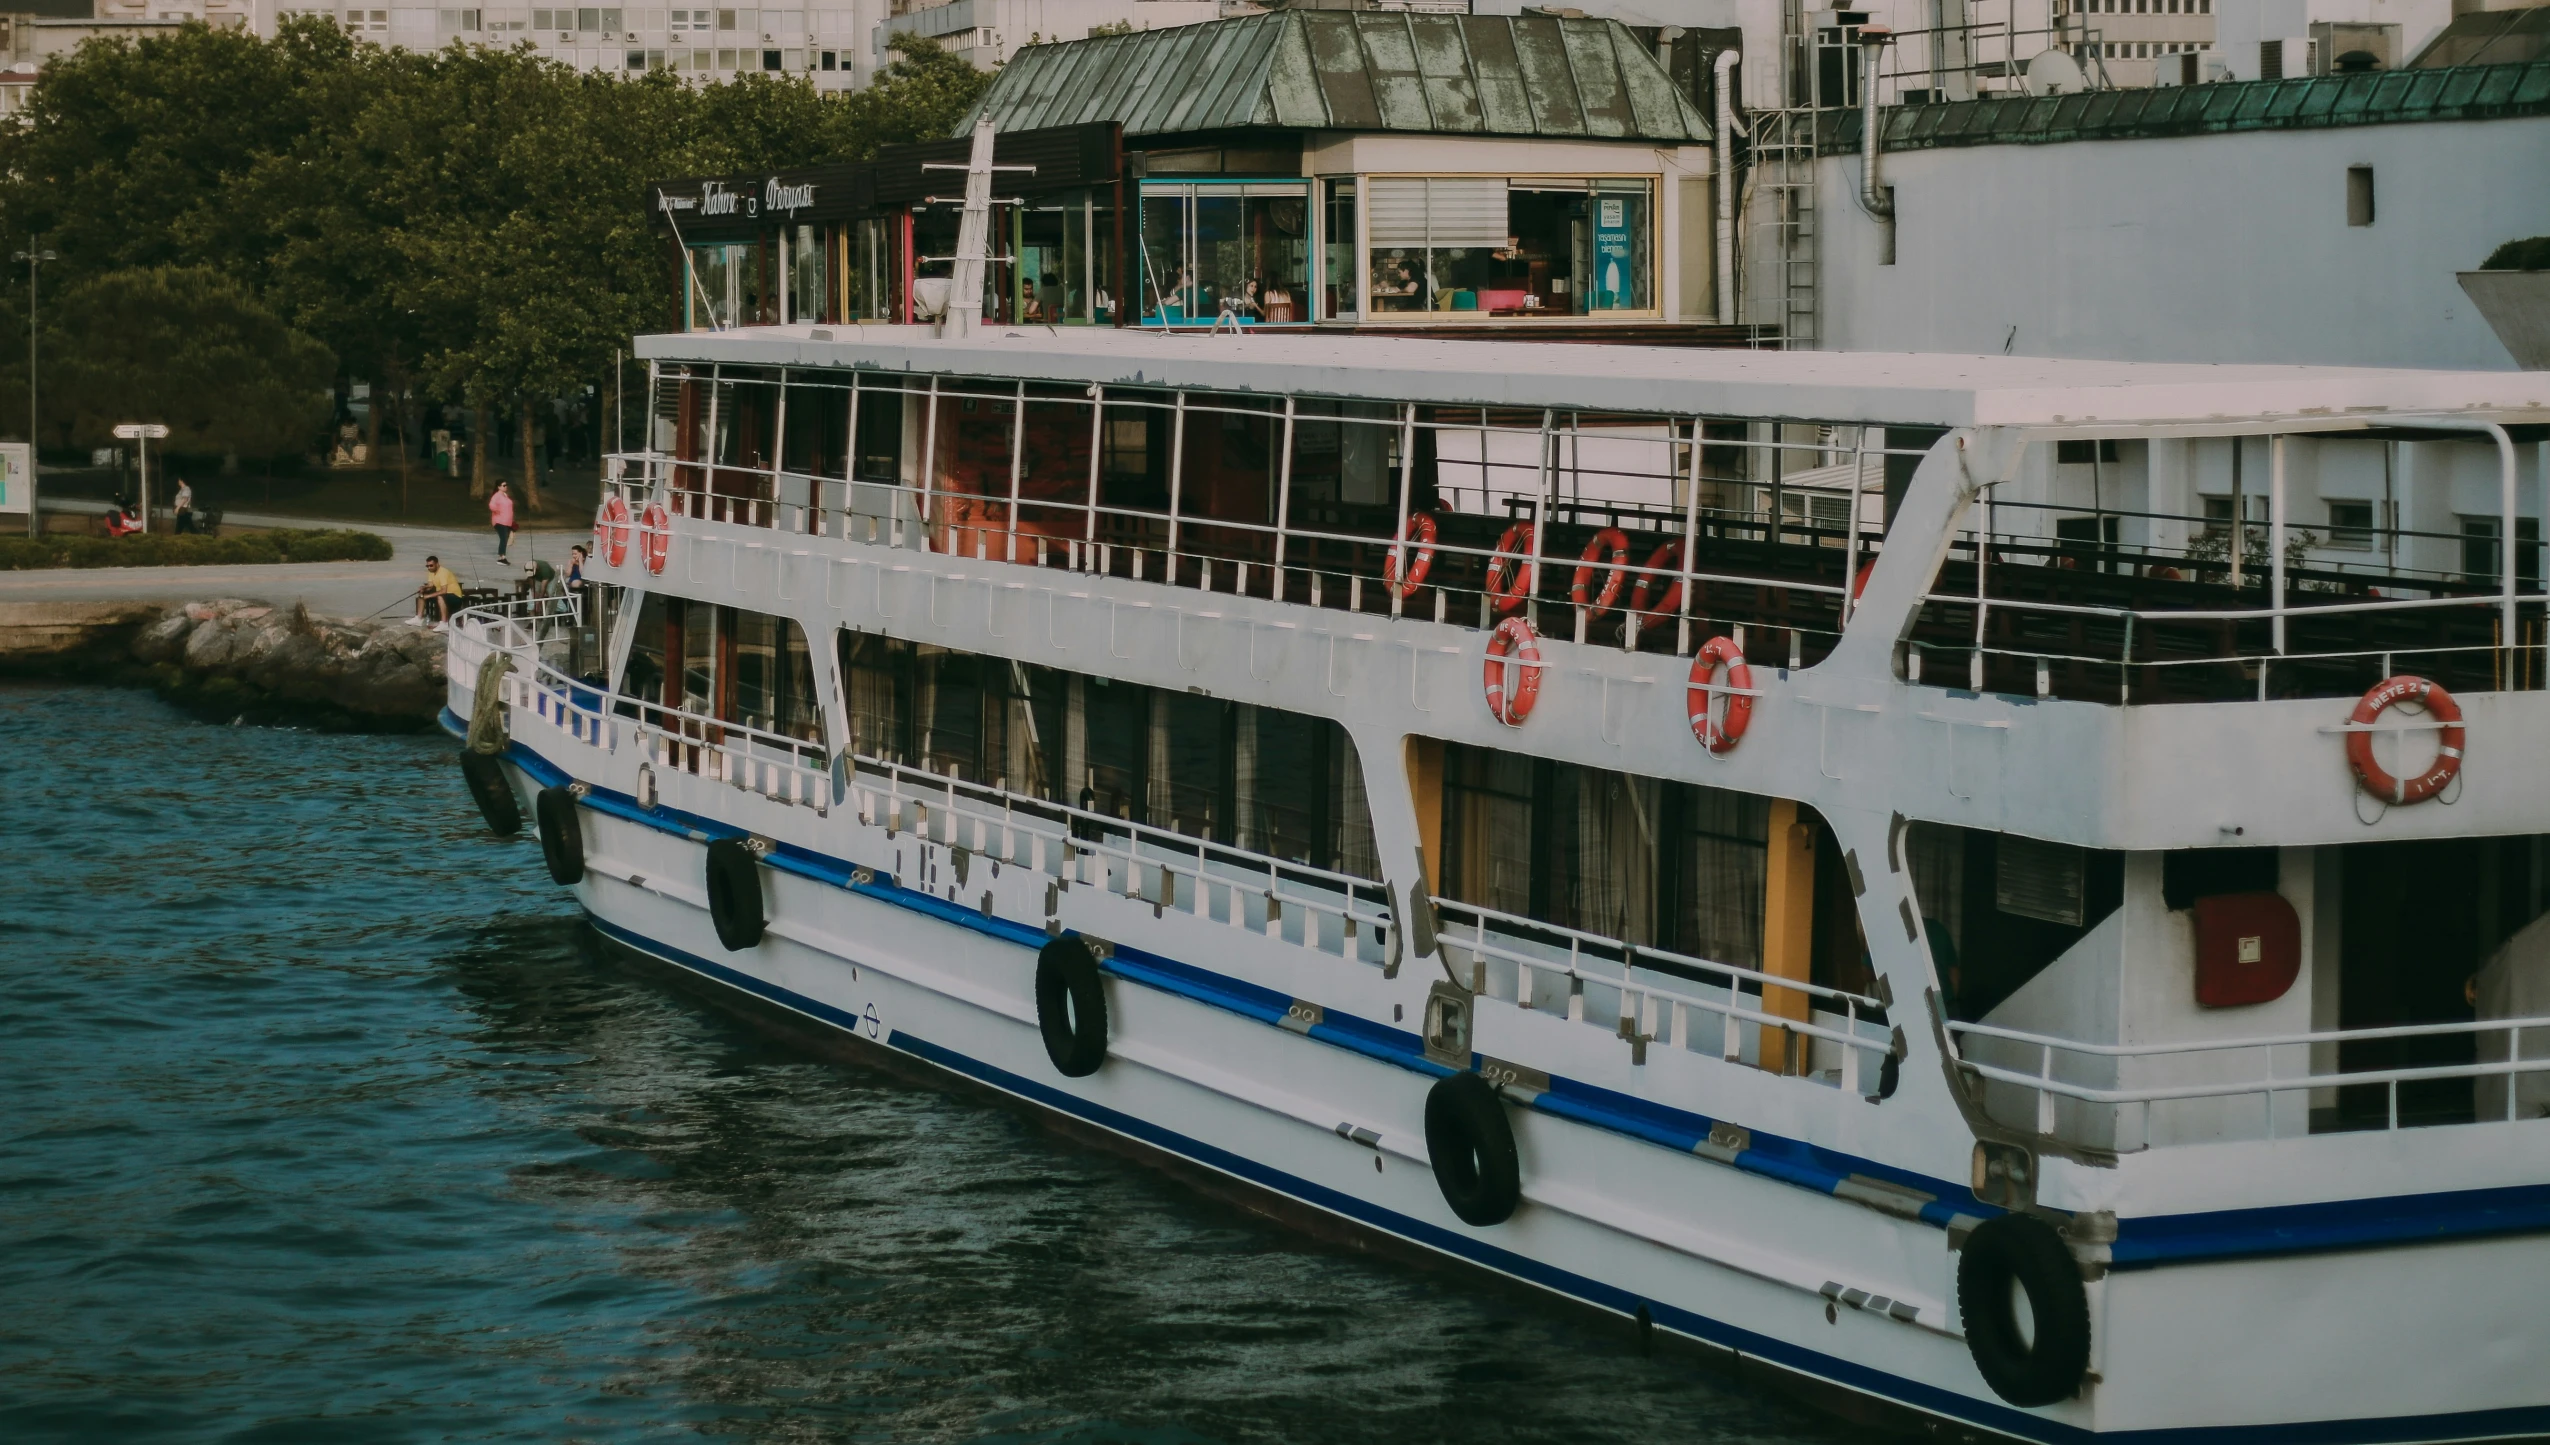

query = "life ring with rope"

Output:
[[597, 494, 633, 569], [1687, 634, 1754, 754], [1482, 616, 1543, 727], [1385, 511, 1439, 599], [1483, 522, 1538, 616], [640, 500, 672, 575], [1569, 527, 1633, 619], [2345, 674, 2463, 806]]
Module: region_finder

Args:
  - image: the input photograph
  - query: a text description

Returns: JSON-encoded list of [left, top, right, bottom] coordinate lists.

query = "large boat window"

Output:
[[1906, 823, 2124, 1021], [838, 631, 1377, 878], [621, 593, 821, 741]]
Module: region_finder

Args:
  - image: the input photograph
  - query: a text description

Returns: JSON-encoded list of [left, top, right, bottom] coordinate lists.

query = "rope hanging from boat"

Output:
[[467, 649, 516, 756]]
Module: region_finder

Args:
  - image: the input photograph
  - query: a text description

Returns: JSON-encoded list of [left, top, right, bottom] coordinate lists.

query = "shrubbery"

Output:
[[0, 528, 391, 570], [2482, 236, 2550, 271]]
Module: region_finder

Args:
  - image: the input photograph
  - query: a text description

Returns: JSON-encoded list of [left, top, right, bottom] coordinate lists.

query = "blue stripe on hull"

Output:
[[581, 911, 2550, 1445], [462, 715, 2550, 1276]]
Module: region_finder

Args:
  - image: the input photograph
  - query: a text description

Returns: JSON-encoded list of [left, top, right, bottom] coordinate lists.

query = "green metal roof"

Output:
[[960, 11, 1712, 145], [1823, 58, 2550, 155]]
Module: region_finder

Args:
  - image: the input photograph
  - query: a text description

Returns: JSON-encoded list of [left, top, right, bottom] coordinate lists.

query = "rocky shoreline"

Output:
[[0, 599, 447, 731]]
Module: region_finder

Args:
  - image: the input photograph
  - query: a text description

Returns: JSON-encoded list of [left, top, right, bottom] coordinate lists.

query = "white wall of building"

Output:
[[871, 0, 1217, 81], [1812, 114, 2550, 369]]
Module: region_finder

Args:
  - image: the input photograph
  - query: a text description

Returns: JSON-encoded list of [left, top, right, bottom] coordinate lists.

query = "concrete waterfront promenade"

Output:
[[0, 504, 593, 726], [2, 506, 580, 620]]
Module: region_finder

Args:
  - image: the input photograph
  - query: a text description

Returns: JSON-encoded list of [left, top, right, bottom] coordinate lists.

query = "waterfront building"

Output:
[[650, 12, 1740, 339]]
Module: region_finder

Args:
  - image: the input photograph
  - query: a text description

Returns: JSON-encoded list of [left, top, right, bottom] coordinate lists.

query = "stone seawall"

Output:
[[0, 599, 447, 730]]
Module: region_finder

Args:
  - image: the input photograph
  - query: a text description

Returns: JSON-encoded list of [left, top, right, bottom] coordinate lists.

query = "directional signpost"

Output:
[[112, 423, 171, 533]]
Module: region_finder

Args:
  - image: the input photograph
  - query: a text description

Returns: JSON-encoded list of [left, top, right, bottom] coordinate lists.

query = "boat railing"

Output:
[[1429, 896, 1895, 1094], [598, 424, 1896, 674], [1946, 1011, 2550, 1151], [847, 753, 1397, 967]]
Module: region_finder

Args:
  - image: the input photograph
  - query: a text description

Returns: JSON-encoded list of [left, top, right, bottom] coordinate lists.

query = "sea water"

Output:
[[0, 684, 1851, 1444]]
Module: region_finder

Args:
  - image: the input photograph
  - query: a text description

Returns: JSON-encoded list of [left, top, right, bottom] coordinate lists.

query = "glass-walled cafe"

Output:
[[652, 124, 1706, 333]]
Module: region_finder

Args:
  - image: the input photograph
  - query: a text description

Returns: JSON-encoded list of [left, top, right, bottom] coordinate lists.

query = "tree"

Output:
[[835, 35, 997, 157], [43, 266, 335, 461]]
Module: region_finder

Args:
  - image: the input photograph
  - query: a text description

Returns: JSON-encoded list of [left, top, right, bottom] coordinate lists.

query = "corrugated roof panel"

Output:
[[958, 11, 1707, 144], [1305, 12, 1383, 130], [1510, 15, 1585, 133], [1611, 19, 1689, 139], [1560, 19, 1630, 136], [1356, 14, 1435, 131], [1409, 14, 1484, 133], [1460, 15, 1536, 134], [1263, 13, 1331, 129]]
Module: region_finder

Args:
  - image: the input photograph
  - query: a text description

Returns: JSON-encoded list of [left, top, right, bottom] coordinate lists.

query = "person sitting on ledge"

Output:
[[103, 504, 143, 538], [415, 554, 464, 626]]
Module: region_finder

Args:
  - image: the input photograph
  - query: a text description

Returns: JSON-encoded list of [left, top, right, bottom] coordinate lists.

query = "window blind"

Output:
[[1364, 179, 1510, 251]]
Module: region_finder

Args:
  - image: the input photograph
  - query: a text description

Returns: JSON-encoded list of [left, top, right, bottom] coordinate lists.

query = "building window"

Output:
[[761, 47, 779, 67], [1323, 179, 1357, 320], [2260, 38, 2283, 79], [818, 48, 834, 68], [1362, 177, 1655, 320], [1137, 181, 1312, 327], [2460, 516, 2543, 586], [2327, 501, 2374, 551], [2055, 438, 2119, 464], [2347, 165, 2375, 226]]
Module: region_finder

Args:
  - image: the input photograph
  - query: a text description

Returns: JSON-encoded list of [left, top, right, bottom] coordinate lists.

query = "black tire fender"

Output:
[[1424, 1072, 1521, 1227], [704, 838, 766, 951], [1957, 1213, 2092, 1408], [459, 750, 521, 837], [534, 787, 583, 886], [1034, 936, 1109, 1077]]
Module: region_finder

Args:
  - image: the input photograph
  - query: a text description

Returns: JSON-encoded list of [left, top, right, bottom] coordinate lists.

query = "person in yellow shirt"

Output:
[[415, 555, 464, 626]]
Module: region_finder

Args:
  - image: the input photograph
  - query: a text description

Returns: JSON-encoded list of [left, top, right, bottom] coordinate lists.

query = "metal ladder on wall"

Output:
[[1747, 104, 1820, 349]]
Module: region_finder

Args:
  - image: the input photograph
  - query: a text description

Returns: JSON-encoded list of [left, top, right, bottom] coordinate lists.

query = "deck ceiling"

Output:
[[635, 325, 2550, 433], [960, 11, 1712, 146]]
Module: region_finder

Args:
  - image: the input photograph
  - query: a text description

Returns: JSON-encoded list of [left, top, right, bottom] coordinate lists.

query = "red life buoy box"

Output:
[[2193, 890, 2302, 1008]]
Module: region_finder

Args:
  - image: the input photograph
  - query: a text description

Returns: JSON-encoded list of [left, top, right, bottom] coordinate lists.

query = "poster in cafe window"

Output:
[[1592, 196, 1632, 311]]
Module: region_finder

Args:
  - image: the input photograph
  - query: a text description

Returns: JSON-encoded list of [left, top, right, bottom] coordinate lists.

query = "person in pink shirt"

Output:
[[488, 480, 516, 563]]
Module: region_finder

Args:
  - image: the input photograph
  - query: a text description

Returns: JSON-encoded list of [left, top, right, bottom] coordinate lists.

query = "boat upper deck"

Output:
[[636, 323, 2550, 432]]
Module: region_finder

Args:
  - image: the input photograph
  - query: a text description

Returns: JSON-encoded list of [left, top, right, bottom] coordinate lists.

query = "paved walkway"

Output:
[[0, 508, 587, 620]]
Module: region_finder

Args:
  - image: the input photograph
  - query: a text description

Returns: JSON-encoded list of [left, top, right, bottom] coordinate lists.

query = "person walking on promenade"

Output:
[[173, 478, 197, 534], [489, 480, 516, 564]]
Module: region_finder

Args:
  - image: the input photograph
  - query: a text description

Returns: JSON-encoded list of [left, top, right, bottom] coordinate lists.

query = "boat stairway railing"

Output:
[[1948, 1012, 2550, 1152], [448, 604, 831, 810], [849, 754, 1397, 968], [1430, 897, 1895, 1096], [600, 422, 1910, 675]]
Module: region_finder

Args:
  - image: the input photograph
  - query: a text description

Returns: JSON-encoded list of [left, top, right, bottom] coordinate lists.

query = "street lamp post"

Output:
[[11, 245, 55, 538], [113, 423, 171, 532]]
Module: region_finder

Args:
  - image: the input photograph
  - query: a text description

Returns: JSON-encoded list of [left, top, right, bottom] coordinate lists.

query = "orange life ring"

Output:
[[1385, 511, 1438, 598], [2346, 674, 2463, 806], [1687, 634, 1754, 754], [1482, 616, 1543, 727], [640, 500, 672, 576], [1483, 522, 1538, 616], [1629, 538, 1687, 622], [1570, 527, 1633, 619], [598, 494, 633, 569]]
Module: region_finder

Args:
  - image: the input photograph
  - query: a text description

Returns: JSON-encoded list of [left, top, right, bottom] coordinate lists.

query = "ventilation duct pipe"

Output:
[[1856, 26, 1896, 264]]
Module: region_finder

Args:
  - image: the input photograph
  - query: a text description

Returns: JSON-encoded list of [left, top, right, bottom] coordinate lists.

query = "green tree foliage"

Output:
[[43, 266, 336, 458], [0, 21, 992, 471]]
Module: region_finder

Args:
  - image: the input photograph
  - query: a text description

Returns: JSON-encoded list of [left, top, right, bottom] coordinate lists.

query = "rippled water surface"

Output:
[[0, 684, 1859, 1445]]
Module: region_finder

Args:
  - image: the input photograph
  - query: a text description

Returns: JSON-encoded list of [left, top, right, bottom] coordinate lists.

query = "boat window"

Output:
[[1906, 822, 2123, 1021], [720, 608, 820, 742], [835, 631, 1377, 878], [779, 375, 850, 481]]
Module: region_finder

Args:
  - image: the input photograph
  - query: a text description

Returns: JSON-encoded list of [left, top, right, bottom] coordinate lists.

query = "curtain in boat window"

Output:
[[1549, 766, 1659, 946], [1672, 784, 1769, 969]]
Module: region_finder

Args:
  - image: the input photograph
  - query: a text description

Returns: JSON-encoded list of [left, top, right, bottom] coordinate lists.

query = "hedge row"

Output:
[[0, 528, 395, 570]]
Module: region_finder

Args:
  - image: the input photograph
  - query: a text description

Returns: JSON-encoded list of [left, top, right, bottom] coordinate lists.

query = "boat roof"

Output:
[[635, 324, 2550, 432]]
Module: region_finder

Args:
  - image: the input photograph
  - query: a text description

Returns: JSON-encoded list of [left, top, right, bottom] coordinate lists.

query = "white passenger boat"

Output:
[[446, 296, 2550, 1439]]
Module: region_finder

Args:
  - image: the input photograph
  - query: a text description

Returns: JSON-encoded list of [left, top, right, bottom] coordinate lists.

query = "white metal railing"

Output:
[[1947, 1012, 2550, 1147], [1432, 897, 1893, 1094], [849, 753, 1396, 967]]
